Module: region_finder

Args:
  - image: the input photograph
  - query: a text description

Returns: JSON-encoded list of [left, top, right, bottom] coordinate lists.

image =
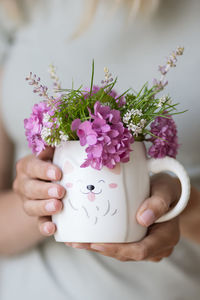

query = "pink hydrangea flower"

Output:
[[148, 114, 179, 158], [71, 101, 134, 170], [24, 101, 50, 154]]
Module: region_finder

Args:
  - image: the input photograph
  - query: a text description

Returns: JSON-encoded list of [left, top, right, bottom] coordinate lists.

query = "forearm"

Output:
[[179, 184, 200, 244], [0, 190, 45, 256]]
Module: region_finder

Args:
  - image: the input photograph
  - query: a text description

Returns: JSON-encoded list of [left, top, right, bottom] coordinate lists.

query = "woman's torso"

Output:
[[1, 0, 200, 299]]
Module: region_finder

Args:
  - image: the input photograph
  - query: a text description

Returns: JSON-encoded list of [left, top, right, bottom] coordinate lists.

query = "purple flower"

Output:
[[148, 114, 179, 159], [24, 101, 51, 155], [83, 85, 125, 107], [77, 121, 97, 146], [71, 101, 134, 170]]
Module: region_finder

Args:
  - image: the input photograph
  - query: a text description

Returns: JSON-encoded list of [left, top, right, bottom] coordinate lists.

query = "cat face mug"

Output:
[[52, 141, 190, 243]]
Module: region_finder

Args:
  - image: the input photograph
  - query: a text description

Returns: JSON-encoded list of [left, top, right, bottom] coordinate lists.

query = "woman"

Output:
[[0, 0, 200, 299]]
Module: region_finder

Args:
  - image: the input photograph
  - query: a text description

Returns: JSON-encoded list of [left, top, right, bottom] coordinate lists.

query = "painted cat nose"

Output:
[[87, 185, 95, 191]]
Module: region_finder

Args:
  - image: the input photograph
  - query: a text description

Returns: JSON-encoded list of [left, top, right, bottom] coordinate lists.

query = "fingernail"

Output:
[[45, 201, 56, 212], [43, 223, 51, 235], [90, 244, 105, 252], [48, 187, 59, 198], [71, 243, 87, 249], [139, 209, 155, 226], [47, 168, 56, 180], [65, 243, 73, 247]]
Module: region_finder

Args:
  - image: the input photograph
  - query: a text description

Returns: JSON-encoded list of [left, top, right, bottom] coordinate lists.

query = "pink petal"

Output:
[[79, 121, 94, 135], [101, 124, 110, 133], [91, 144, 103, 158], [71, 119, 81, 131], [86, 134, 97, 145]]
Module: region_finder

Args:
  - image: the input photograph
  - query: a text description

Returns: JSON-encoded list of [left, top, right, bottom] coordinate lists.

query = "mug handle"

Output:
[[147, 157, 191, 223]]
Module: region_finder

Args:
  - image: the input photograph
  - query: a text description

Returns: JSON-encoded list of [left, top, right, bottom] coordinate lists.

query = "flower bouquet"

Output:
[[24, 47, 190, 243]]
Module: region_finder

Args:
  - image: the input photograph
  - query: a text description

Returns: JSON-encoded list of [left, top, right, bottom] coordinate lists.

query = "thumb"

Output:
[[136, 174, 180, 227], [136, 195, 171, 227], [38, 146, 55, 161]]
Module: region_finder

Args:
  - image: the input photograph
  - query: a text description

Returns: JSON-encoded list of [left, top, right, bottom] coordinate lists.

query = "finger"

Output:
[[37, 147, 55, 161], [16, 155, 62, 181], [23, 199, 63, 217], [38, 216, 56, 236], [147, 257, 163, 262], [65, 243, 90, 250], [90, 218, 180, 261], [20, 179, 65, 200], [136, 195, 171, 227], [65, 242, 127, 259], [88, 244, 131, 261], [136, 174, 180, 227], [147, 248, 174, 262]]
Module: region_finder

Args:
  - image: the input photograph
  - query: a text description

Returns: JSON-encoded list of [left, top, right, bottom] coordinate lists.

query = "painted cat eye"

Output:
[[98, 180, 105, 183]]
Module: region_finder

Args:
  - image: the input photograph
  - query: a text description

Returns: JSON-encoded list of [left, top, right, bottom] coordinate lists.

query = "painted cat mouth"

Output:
[[80, 189, 102, 195]]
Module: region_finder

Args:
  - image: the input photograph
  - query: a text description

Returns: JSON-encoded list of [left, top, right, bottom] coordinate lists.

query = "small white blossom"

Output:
[[157, 96, 167, 107], [157, 96, 172, 107], [130, 109, 143, 117], [43, 113, 50, 123], [51, 139, 61, 147], [139, 119, 146, 128], [123, 112, 132, 124], [123, 109, 143, 124], [59, 131, 69, 142], [41, 127, 51, 140], [127, 123, 142, 137]]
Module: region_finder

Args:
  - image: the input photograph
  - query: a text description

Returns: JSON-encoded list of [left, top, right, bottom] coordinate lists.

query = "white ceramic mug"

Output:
[[52, 141, 190, 243]]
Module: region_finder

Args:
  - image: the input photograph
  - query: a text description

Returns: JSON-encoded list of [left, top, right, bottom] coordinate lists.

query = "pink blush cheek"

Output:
[[66, 182, 73, 188], [109, 183, 118, 189]]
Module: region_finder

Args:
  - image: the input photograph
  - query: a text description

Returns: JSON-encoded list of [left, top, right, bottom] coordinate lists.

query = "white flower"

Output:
[[54, 140, 61, 147], [49, 139, 61, 147], [157, 96, 167, 107], [123, 109, 143, 124], [131, 109, 143, 117], [139, 119, 146, 128], [127, 122, 142, 137], [123, 112, 132, 124], [41, 127, 51, 140], [157, 96, 172, 107], [43, 113, 50, 123], [59, 131, 69, 142]]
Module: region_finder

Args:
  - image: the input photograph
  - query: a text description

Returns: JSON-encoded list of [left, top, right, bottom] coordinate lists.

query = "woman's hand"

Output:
[[66, 174, 181, 262], [13, 147, 65, 236]]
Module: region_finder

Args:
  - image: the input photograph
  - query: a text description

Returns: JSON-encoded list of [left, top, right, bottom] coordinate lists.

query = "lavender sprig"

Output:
[[101, 67, 113, 86], [153, 46, 184, 91], [26, 72, 54, 106], [48, 64, 61, 91]]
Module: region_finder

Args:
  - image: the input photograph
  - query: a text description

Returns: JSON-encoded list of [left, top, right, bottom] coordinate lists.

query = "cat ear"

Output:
[[109, 163, 121, 175], [63, 160, 75, 174]]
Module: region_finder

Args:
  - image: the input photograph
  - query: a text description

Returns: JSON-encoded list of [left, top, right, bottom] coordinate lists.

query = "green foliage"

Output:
[[43, 63, 186, 145], [119, 83, 186, 141]]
